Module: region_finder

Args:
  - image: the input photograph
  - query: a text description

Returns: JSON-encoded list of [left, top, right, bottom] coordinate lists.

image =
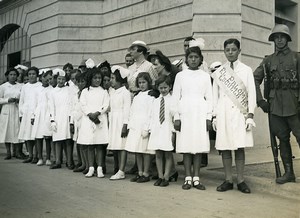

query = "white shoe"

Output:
[[36, 159, 44, 166], [97, 166, 105, 178], [45, 160, 51, 166], [85, 167, 95, 177], [110, 170, 125, 180]]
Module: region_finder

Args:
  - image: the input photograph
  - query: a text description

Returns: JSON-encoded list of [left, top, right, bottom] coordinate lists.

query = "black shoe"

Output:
[[137, 175, 150, 183], [160, 179, 169, 187], [177, 160, 184, 165], [193, 180, 206, 190], [169, 171, 178, 182], [4, 155, 12, 160], [217, 181, 233, 192], [31, 157, 38, 164], [73, 166, 85, 172], [23, 157, 33, 163], [182, 180, 192, 190], [82, 168, 89, 174], [50, 164, 61, 169], [154, 178, 163, 186], [75, 163, 82, 169], [130, 175, 141, 182], [276, 173, 296, 184], [237, 181, 251, 194]]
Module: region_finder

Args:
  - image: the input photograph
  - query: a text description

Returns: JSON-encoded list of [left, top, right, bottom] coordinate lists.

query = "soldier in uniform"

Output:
[[254, 24, 300, 184]]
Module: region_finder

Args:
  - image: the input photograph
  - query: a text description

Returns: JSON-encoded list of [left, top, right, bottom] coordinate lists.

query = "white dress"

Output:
[[70, 90, 82, 141], [148, 94, 174, 151], [125, 90, 155, 154], [213, 60, 256, 150], [0, 82, 23, 143], [172, 68, 213, 154], [18, 82, 43, 141], [31, 86, 53, 138], [77, 86, 109, 145], [107, 86, 131, 150], [49, 86, 73, 142]]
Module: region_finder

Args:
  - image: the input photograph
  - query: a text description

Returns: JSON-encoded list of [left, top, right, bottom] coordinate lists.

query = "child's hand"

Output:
[[174, 120, 181, 131], [121, 124, 129, 138]]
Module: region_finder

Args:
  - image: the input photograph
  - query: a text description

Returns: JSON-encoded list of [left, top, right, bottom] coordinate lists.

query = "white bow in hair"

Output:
[[39, 68, 51, 75], [189, 38, 205, 50], [53, 68, 66, 77], [111, 65, 130, 79], [85, 58, 95, 69], [14, 64, 28, 71]]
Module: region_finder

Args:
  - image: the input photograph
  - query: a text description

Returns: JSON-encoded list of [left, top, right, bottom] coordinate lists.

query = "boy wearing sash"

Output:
[[212, 38, 256, 194]]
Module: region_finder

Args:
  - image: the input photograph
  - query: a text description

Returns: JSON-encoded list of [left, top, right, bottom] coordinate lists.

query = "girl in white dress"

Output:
[[49, 69, 73, 169], [77, 68, 109, 178], [31, 69, 53, 166], [108, 66, 131, 180], [19, 67, 43, 164], [0, 68, 23, 159], [148, 75, 175, 187], [172, 40, 213, 190], [125, 72, 155, 183], [212, 39, 256, 194]]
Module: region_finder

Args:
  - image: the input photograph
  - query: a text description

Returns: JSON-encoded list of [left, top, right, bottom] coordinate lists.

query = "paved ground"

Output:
[[0, 145, 300, 218]]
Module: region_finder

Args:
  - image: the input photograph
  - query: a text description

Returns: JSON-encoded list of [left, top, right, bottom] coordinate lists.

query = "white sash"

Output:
[[212, 65, 248, 114]]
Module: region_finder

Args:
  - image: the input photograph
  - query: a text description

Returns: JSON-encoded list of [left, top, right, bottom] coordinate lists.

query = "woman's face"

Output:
[[102, 75, 111, 89], [8, 71, 18, 84], [110, 74, 118, 88], [138, 77, 149, 91], [153, 59, 164, 73], [57, 76, 66, 88], [224, 43, 240, 63], [77, 79, 86, 91], [187, 52, 201, 70], [28, 70, 38, 84], [91, 73, 102, 87]]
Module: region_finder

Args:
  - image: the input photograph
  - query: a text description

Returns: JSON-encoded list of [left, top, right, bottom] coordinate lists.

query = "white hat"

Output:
[[52, 68, 66, 77], [14, 64, 28, 71], [39, 68, 51, 76], [111, 65, 130, 79], [85, 58, 95, 69], [128, 40, 149, 51], [210, 61, 222, 72], [189, 38, 205, 50]]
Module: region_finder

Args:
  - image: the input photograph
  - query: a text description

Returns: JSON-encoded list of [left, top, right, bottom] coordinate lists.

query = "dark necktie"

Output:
[[230, 62, 234, 70], [159, 97, 165, 124]]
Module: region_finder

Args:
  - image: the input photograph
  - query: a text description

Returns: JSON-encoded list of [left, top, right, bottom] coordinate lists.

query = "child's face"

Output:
[[91, 73, 102, 87], [102, 75, 111, 89], [28, 70, 38, 84], [110, 74, 119, 88], [70, 73, 77, 85], [187, 52, 201, 70], [224, 43, 240, 63], [41, 74, 51, 87], [7, 71, 18, 83], [138, 78, 149, 92], [158, 82, 171, 96], [50, 76, 57, 87], [23, 76, 29, 84], [57, 76, 66, 88], [77, 79, 86, 91]]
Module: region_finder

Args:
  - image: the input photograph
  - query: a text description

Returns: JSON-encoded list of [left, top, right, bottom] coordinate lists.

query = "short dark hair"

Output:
[[63, 63, 74, 70], [5, 68, 19, 77], [224, 38, 240, 49], [136, 45, 148, 55], [113, 69, 127, 84], [43, 70, 53, 77], [155, 75, 172, 89], [75, 72, 87, 82], [184, 36, 195, 42], [27, 66, 39, 76], [125, 53, 132, 58], [185, 46, 203, 67], [86, 67, 102, 90], [135, 72, 152, 90]]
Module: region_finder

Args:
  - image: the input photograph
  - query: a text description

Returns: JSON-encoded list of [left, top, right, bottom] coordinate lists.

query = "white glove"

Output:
[[245, 118, 256, 131], [141, 130, 149, 138], [212, 118, 217, 131], [51, 121, 57, 132]]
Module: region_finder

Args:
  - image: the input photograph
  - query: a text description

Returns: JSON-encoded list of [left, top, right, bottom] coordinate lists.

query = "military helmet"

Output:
[[268, 24, 291, 42]]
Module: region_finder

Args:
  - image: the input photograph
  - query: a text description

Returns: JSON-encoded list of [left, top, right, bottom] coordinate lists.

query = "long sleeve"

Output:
[[204, 76, 213, 120], [212, 80, 219, 117], [247, 68, 257, 114], [253, 58, 267, 103], [80, 89, 89, 116], [0, 84, 8, 105], [100, 90, 110, 114], [171, 74, 181, 120], [49, 90, 56, 121], [122, 89, 131, 124], [143, 96, 154, 131], [18, 85, 25, 117]]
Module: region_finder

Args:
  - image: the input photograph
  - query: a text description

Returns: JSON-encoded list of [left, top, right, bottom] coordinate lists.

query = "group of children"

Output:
[[0, 37, 256, 193]]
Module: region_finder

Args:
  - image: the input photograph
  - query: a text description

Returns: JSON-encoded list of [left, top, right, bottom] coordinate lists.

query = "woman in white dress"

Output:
[[49, 69, 73, 169], [0, 68, 23, 159], [125, 72, 155, 183], [212, 38, 256, 194], [172, 40, 213, 190], [19, 67, 43, 163], [108, 66, 131, 180], [77, 67, 109, 178], [31, 69, 53, 166]]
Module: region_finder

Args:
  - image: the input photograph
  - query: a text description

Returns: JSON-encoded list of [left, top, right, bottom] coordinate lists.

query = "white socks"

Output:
[[97, 166, 105, 178], [85, 167, 95, 177]]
